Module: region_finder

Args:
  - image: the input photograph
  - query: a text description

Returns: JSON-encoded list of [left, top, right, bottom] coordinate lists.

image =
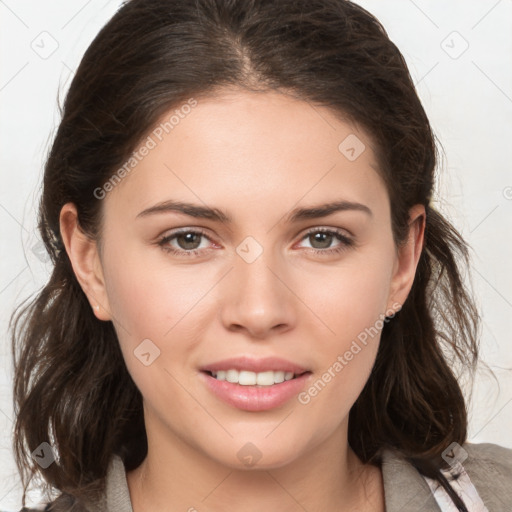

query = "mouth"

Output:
[[199, 368, 313, 411], [202, 369, 311, 387]]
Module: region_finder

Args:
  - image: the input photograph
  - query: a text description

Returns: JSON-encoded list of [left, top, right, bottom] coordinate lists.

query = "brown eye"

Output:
[[308, 231, 335, 249], [158, 229, 213, 257], [175, 232, 203, 250], [297, 228, 354, 255]]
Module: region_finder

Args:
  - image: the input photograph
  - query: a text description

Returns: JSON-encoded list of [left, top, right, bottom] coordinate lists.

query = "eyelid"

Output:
[[156, 226, 218, 253], [300, 225, 353, 239], [158, 224, 353, 240], [295, 226, 354, 250], [157, 225, 355, 256]]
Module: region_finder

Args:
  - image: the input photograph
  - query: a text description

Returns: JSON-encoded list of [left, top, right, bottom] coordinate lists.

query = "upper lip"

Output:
[[200, 356, 310, 375]]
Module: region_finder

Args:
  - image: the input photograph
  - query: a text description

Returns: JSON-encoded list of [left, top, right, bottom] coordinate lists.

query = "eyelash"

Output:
[[157, 227, 354, 258]]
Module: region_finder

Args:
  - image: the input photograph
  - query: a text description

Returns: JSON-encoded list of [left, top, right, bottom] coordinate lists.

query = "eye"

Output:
[[296, 227, 354, 255], [157, 227, 355, 258], [157, 228, 215, 257]]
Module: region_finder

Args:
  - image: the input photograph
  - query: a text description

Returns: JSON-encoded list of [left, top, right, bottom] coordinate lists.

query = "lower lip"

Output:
[[200, 371, 312, 411]]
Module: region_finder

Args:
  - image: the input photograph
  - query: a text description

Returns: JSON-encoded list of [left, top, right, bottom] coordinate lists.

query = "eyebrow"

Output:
[[136, 199, 372, 223]]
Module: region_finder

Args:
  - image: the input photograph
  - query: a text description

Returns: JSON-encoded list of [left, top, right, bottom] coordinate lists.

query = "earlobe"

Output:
[[386, 204, 426, 313], [59, 203, 112, 321]]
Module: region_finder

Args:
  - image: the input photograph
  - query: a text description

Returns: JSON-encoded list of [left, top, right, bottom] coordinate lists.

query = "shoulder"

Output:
[[380, 442, 512, 511], [18, 456, 122, 512], [18, 507, 51, 512], [461, 442, 512, 507], [18, 490, 98, 512], [463, 441, 512, 471]]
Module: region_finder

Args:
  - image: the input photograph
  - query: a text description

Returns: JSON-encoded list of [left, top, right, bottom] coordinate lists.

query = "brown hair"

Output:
[[11, 1, 479, 510]]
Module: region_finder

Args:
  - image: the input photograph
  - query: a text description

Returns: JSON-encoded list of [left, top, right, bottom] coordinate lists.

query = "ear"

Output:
[[59, 202, 112, 321], [386, 204, 426, 314]]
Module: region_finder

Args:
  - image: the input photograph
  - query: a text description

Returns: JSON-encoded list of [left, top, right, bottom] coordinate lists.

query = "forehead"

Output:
[[103, 88, 388, 222]]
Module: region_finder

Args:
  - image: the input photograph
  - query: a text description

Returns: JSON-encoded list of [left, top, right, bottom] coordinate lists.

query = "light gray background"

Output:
[[1, 0, 511, 509]]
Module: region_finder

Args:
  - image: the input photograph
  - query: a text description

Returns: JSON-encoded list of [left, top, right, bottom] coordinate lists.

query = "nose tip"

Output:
[[228, 319, 289, 338]]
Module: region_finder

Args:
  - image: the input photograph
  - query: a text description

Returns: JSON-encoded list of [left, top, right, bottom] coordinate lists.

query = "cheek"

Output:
[[100, 242, 211, 389], [304, 251, 394, 346], [295, 252, 394, 421], [102, 243, 209, 337], [102, 256, 207, 415]]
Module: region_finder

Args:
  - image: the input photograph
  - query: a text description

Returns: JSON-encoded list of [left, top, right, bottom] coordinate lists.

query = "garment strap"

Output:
[[424, 461, 489, 512]]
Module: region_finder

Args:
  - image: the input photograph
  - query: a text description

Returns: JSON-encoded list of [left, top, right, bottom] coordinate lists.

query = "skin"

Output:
[[60, 88, 425, 512]]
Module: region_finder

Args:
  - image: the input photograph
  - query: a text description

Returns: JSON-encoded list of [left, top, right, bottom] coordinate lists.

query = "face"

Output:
[[64, 88, 423, 471]]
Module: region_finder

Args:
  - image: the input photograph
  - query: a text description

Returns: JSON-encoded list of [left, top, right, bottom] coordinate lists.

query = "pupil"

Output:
[[311, 232, 332, 249], [178, 233, 200, 250]]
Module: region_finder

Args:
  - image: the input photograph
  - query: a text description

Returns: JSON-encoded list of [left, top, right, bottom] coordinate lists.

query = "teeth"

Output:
[[211, 369, 296, 386]]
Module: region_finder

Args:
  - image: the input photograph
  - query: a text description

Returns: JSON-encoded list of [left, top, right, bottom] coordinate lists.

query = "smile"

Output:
[[208, 369, 304, 386]]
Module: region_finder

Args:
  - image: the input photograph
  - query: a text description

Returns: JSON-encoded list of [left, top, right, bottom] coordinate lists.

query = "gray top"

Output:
[[36, 442, 512, 511]]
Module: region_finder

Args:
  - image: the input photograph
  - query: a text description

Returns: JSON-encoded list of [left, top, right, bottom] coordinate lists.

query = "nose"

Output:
[[219, 245, 297, 339]]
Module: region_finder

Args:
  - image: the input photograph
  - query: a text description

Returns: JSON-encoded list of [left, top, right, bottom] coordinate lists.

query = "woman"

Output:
[[11, 0, 511, 511]]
